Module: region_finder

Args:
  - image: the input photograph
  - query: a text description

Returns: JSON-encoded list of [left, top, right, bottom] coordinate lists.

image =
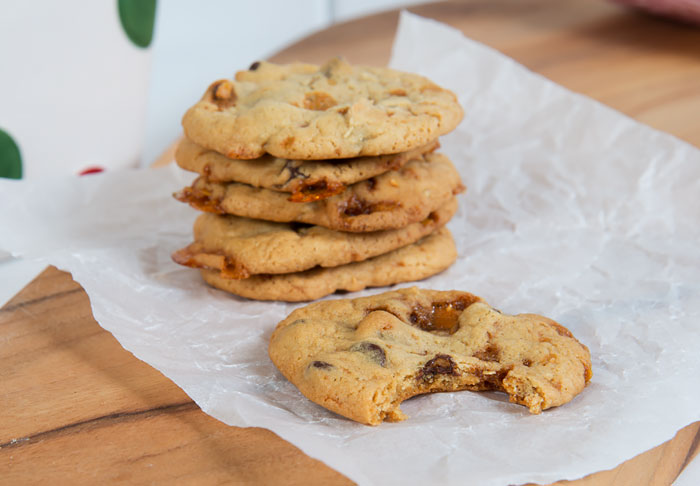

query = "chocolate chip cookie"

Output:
[[174, 152, 464, 232], [181, 58, 463, 160], [200, 228, 456, 301], [269, 287, 592, 425], [175, 137, 439, 202], [172, 198, 457, 279]]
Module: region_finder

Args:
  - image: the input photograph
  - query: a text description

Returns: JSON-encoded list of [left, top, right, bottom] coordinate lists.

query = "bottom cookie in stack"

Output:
[[200, 228, 455, 302], [173, 199, 458, 301]]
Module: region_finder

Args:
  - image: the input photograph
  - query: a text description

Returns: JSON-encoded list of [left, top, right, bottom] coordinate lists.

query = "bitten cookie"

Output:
[[175, 152, 464, 232], [269, 287, 592, 425], [200, 228, 456, 301], [181, 58, 463, 160], [172, 198, 457, 279], [175, 137, 439, 202]]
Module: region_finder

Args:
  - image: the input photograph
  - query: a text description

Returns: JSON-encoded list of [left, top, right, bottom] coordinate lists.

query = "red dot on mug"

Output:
[[78, 166, 105, 176]]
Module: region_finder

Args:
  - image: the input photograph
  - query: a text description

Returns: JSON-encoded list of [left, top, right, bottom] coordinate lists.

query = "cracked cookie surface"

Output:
[[175, 152, 464, 232], [181, 58, 463, 160], [172, 198, 457, 279], [175, 138, 439, 202], [200, 228, 456, 302], [268, 287, 592, 425]]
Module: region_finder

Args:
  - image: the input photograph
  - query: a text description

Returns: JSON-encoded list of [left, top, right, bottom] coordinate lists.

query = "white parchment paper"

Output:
[[2, 13, 699, 485]]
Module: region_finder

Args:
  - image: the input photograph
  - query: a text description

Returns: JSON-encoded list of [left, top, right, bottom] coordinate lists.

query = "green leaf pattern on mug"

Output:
[[0, 128, 22, 179], [118, 0, 157, 48]]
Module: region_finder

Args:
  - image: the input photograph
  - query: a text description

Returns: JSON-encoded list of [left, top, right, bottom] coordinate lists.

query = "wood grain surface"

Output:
[[3, 0, 700, 484], [2, 267, 698, 485]]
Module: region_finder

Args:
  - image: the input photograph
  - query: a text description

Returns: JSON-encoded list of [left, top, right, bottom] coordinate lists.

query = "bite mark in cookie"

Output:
[[417, 354, 459, 383], [269, 288, 593, 425]]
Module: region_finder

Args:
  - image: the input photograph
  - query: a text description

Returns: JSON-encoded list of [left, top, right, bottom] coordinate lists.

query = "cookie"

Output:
[[181, 58, 463, 160], [199, 228, 456, 302], [269, 287, 592, 425], [172, 198, 457, 279], [175, 152, 464, 232], [175, 137, 439, 202]]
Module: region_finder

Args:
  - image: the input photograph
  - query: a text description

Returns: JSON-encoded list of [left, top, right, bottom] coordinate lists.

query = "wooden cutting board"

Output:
[[3, 1, 700, 484]]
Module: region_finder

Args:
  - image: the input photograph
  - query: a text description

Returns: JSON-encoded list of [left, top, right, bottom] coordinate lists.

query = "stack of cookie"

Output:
[[172, 58, 465, 301]]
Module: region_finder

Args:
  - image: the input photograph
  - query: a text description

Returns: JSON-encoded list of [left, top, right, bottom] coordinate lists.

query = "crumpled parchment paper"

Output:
[[1, 12, 699, 486]]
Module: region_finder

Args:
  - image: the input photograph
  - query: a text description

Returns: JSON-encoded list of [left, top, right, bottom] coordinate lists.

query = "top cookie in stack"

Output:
[[172, 58, 465, 301]]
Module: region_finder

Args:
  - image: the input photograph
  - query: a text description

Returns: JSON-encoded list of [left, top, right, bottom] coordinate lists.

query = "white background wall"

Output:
[[0, 0, 434, 306], [142, 0, 433, 166]]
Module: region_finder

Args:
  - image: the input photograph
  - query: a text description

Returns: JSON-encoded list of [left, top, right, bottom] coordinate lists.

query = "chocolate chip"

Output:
[[418, 354, 458, 382], [281, 160, 309, 183], [249, 61, 261, 70], [339, 195, 400, 217], [340, 195, 373, 216], [311, 361, 333, 369], [350, 342, 387, 367]]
